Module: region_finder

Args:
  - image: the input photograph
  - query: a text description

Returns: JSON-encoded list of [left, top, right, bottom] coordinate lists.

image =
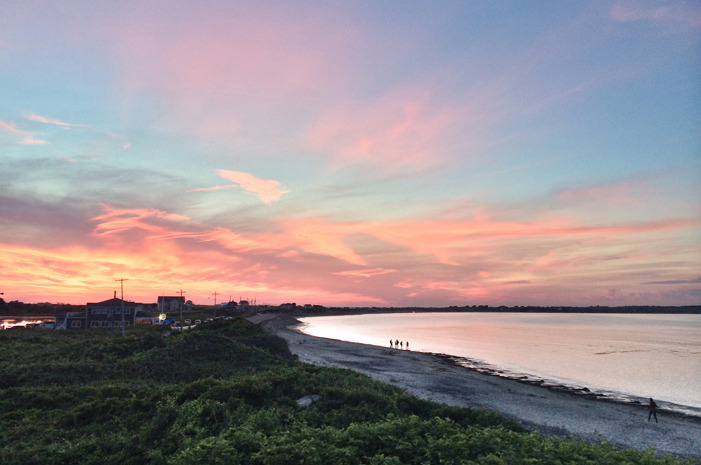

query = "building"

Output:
[[57, 297, 145, 329], [157, 296, 185, 312]]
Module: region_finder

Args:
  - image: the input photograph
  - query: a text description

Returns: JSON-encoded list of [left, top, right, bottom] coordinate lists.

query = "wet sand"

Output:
[[253, 312, 701, 459]]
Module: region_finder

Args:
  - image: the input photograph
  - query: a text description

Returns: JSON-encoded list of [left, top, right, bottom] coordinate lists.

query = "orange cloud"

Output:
[[2, 198, 698, 307]]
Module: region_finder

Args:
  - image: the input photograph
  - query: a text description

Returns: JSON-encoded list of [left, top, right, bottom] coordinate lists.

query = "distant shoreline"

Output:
[[298, 305, 701, 316], [1, 303, 700, 318]]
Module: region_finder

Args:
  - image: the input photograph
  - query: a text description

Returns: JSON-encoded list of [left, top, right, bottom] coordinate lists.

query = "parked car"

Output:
[[194, 320, 201, 325], [184, 319, 191, 325]]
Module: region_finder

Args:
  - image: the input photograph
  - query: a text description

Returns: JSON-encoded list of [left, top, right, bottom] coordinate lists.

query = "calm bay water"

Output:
[[298, 312, 701, 416]]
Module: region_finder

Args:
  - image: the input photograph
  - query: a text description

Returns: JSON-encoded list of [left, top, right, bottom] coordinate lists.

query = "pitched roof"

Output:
[[87, 298, 134, 306]]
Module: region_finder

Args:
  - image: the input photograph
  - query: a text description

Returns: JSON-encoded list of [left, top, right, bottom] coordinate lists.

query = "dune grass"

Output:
[[0, 318, 692, 464]]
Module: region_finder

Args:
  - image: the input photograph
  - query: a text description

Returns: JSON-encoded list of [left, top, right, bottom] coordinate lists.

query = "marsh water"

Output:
[[298, 312, 701, 417]]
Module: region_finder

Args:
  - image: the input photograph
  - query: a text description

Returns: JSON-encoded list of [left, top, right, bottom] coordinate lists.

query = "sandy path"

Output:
[[252, 313, 701, 459]]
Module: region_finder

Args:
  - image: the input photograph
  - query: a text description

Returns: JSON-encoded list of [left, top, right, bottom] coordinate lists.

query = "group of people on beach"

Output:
[[389, 339, 408, 350]]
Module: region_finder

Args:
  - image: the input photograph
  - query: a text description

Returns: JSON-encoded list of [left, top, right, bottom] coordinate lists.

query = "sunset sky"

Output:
[[1, 1, 699, 307]]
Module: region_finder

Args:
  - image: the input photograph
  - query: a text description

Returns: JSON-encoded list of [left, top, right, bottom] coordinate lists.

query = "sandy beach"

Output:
[[253, 313, 701, 460]]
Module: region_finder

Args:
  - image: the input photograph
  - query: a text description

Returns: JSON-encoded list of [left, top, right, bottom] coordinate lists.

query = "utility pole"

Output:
[[115, 278, 128, 336], [211, 291, 218, 318], [177, 289, 185, 332]]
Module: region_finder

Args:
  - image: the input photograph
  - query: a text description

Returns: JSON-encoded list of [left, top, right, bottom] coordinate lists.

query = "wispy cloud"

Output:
[[335, 268, 397, 278], [24, 113, 87, 128], [555, 177, 655, 207], [644, 277, 701, 285], [18, 137, 49, 145], [91, 206, 191, 238], [0, 120, 22, 134], [610, 1, 701, 27], [189, 170, 290, 205]]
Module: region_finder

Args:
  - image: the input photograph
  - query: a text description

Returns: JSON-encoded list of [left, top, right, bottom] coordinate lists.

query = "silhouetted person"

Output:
[[406, 341, 409, 350], [395, 339, 399, 348], [648, 398, 658, 423], [389, 339, 393, 348], [400, 341, 403, 349]]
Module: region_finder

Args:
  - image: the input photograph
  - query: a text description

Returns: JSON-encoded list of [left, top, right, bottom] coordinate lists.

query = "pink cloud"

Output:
[[0, 119, 48, 145], [0, 120, 21, 134], [280, 218, 367, 266], [112, 10, 360, 119], [189, 170, 290, 205], [307, 90, 457, 173]]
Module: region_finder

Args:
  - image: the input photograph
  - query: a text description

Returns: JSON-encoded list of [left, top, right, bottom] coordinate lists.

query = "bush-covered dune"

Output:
[[0, 319, 692, 464]]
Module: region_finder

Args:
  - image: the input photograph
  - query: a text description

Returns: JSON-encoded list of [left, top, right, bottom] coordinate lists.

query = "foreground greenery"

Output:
[[0, 319, 692, 464]]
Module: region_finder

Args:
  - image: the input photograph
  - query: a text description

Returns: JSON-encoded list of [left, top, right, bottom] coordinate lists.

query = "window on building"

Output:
[[90, 321, 99, 328], [71, 321, 82, 328], [100, 321, 110, 327]]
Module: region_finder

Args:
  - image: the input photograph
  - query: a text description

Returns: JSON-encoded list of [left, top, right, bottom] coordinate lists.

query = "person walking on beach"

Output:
[[648, 398, 658, 423]]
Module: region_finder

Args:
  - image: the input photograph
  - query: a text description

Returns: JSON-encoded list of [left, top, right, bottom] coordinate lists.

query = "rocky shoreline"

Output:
[[253, 312, 701, 459]]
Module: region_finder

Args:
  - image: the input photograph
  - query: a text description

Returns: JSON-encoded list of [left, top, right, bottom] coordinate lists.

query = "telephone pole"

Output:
[[115, 278, 128, 336], [211, 291, 218, 318], [177, 289, 185, 332]]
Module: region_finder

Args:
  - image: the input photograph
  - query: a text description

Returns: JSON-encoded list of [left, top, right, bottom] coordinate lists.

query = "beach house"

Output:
[[56, 297, 147, 329], [157, 296, 186, 312]]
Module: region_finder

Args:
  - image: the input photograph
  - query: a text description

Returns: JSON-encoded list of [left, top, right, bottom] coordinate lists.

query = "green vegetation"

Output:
[[0, 319, 692, 464]]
